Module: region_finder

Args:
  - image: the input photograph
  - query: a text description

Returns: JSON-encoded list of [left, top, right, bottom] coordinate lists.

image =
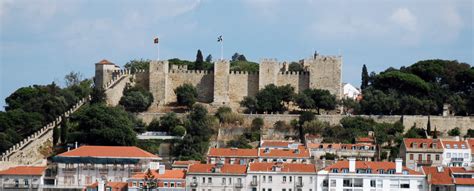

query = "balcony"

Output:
[[99, 168, 109, 174], [451, 158, 464, 162], [190, 182, 198, 187], [416, 160, 433, 165], [235, 182, 243, 188], [3, 184, 29, 188], [250, 181, 258, 186], [296, 182, 304, 187], [62, 168, 77, 173]]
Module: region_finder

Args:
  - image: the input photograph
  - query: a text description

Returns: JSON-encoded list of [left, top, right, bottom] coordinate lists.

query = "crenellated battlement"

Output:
[[278, 71, 310, 75], [229, 70, 258, 75], [169, 69, 213, 74]]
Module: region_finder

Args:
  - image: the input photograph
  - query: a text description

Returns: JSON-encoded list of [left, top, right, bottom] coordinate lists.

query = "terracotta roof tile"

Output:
[[324, 161, 422, 175], [132, 169, 186, 179], [188, 164, 246, 174], [208, 148, 258, 157], [441, 140, 469, 149], [422, 166, 454, 185], [57, 146, 159, 159], [87, 182, 128, 190], [173, 160, 200, 166], [261, 140, 297, 147], [0, 166, 46, 176], [96, 59, 115, 65], [249, 162, 316, 173], [356, 137, 374, 143], [259, 147, 310, 158], [307, 143, 375, 150], [403, 138, 442, 149], [467, 139, 474, 153], [454, 178, 474, 185]]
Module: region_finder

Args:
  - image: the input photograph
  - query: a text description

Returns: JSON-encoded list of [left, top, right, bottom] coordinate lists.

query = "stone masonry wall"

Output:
[[167, 70, 214, 103], [307, 56, 342, 99], [276, 72, 310, 93], [228, 72, 259, 104]]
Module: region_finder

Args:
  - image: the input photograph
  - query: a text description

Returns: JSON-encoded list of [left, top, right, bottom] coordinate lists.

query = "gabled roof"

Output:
[[248, 162, 316, 173], [403, 138, 442, 149], [208, 148, 258, 157], [132, 169, 186, 179], [0, 166, 46, 176], [324, 161, 422, 175], [467, 139, 474, 153], [422, 166, 454, 185], [172, 160, 201, 166], [260, 140, 297, 148], [454, 178, 474, 185], [441, 140, 469, 150], [87, 182, 128, 190], [356, 137, 374, 143], [188, 164, 247, 175], [96, 59, 115, 65], [259, 146, 310, 158], [307, 143, 375, 150], [57, 146, 159, 159]]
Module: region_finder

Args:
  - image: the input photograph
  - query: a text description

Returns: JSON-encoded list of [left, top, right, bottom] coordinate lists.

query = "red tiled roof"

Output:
[[57, 146, 159, 159], [208, 148, 258, 157], [249, 162, 316, 173], [356, 137, 374, 143], [0, 166, 46, 176], [403, 138, 442, 149], [441, 140, 468, 149], [259, 147, 310, 158], [173, 160, 200, 166], [422, 166, 454, 185], [132, 169, 186, 179], [188, 164, 246, 174], [467, 139, 474, 153], [307, 143, 375, 150], [449, 167, 474, 173], [454, 178, 474, 185], [324, 160, 422, 175], [261, 140, 297, 147], [96, 59, 115, 65]]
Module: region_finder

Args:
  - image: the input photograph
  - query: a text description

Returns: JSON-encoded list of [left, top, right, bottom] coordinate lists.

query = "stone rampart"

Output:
[[228, 73, 259, 104], [276, 72, 310, 93], [167, 71, 214, 103]]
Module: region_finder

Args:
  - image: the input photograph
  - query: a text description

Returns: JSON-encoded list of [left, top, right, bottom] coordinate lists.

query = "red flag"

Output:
[[154, 37, 159, 44]]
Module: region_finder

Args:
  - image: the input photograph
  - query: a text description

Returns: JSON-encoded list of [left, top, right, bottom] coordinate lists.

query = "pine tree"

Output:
[[195, 50, 204, 70], [53, 126, 59, 146], [60, 118, 69, 144], [361, 64, 369, 90], [427, 115, 431, 135], [433, 127, 438, 139], [205, 54, 212, 62]]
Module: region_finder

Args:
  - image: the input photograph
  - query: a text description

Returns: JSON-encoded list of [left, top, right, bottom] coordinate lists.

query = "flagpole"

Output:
[[220, 41, 223, 60], [157, 43, 160, 61]]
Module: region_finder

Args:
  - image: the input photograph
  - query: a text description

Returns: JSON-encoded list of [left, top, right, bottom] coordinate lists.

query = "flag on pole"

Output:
[[217, 35, 223, 42], [154, 37, 159, 44]]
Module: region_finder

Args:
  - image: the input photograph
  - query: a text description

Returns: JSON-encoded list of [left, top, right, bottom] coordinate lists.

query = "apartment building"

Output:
[[260, 140, 300, 149], [247, 162, 317, 191], [258, 146, 311, 163], [127, 166, 186, 191], [186, 163, 247, 191], [0, 166, 46, 191], [422, 166, 474, 191], [47, 145, 161, 190], [399, 138, 444, 171], [316, 158, 426, 191], [207, 148, 258, 165], [307, 143, 376, 161], [440, 140, 471, 167]]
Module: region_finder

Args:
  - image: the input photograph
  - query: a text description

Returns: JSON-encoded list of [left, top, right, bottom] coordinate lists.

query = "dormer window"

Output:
[[412, 143, 417, 148], [461, 144, 466, 149], [446, 144, 451, 149], [319, 145, 323, 149], [342, 168, 349, 173], [377, 169, 384, 174], [367, 169, 372, 173], [432, 143, 437, 149], [352, 146, 356, 150], [402, 170, 408, 175], [387, 169, 395, 174], [422, 143, 427, 148], [331, 168, 338, 173], [454, 144, 458, 149]]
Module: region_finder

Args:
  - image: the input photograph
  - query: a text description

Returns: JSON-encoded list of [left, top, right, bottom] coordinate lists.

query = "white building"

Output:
[[343, 83, 360, 100], [316, 158, 426, 191], [440, 140, 471, 167], [247, 162, 317, 191], [0, 166, 46, 191], [186, 163, 247, 191], [47, 145, 161, 190]]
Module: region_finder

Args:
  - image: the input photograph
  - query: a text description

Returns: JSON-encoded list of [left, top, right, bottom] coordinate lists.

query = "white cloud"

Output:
[[390, 8, 417, 32]]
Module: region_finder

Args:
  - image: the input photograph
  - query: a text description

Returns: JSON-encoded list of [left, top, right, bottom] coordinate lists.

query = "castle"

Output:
[[95, 54, 342, 108]]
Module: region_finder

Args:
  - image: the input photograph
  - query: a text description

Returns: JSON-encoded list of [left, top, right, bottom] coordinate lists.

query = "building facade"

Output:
[[400, 138, 444, 171], [127, 167, 186, 191], [247, 162, 317, 191], [440, 140, 471, 167], [422, 166, 474, 191], [307, 143, 376, 161], [186, 163, 247, 191], [0, 166, 46, 191]]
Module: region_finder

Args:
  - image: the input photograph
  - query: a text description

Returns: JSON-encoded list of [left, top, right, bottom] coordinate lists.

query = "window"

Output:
[[269, 176, 272, 183], [331, 169, 338, 173], [436, 154, 440, 160], [387, 169, 395, 174], [370, 180, 376, 188], [322, 180, 328, 187], [282, 189, 286, 191], [454, 144, 458, 149], [310, 177, 313, 183], [289, 176, 292, 182], [376, 180, 383, 188], [343, 178, 352, 187], [464, 153, 469, 158], [24, 179, 28, 185], [342, 168, 349, 173], [409, 154, 413, 160], [222, 178, 226, 185], [422, 143, 427, 148], [202, 177, 205, 183], [377, 169, 384, 174], [400, 180, 410, 188], [208, 177, 212, 184], [330, 180, 336, 187], [164, 182, 169, 187], [447, 153, 451, 158], [283, 176, 287, 182], [263, 189, 266, 191], [354, 179, 363, 187], [390, 180, 398, 188], [269, 189, 272, 191], [417, 180, 424, 189], [446, 144, 451, 149], [263, 176, 266, 182], [229, 178, 232, 185], [461, 144, 466, 149], [412, 143, 417, 148]]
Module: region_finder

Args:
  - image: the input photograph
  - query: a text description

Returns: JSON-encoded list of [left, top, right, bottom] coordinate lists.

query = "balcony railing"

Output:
[[3, 184, 29, 188], [250, 181, 258, 186], [190, 182, 198, 187], [296, 182, 303, 187], [235, 182, 243, 188], [99, 168, 109, 174], [416, 160, 433, 165], [62, 168, 77, 173], [451, 158, 464, 162]]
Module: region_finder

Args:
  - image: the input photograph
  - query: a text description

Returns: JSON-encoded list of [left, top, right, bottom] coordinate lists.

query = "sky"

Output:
[[0, 0, 473, 110]]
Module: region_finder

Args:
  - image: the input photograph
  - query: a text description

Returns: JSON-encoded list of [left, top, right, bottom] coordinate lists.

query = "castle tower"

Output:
[[149, 60, 169, 106], [213, 59, 230, 105], [94, 59, 119, 88], [306, 55, 342, 99], [258, 58, 280, 89]]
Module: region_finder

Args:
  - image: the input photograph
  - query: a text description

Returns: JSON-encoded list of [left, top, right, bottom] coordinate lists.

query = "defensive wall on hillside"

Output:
[[137, 112, 474, 136], [95, 54, 342, 108]]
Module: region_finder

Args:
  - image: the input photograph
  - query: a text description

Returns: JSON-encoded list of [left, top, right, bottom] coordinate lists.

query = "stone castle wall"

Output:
[[167, 70, 214, 103], [276, 72, 310, 93], [228, 72, 259, 104]]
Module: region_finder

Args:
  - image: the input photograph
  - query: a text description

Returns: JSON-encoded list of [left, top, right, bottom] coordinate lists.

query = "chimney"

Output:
[[158, 165, 165, 174], [395, 158, 403, 174], [75, 142, 78, 149], [348, 157, 356, 173], [98, 178, 106, 191], [455, 136, 460, 141]]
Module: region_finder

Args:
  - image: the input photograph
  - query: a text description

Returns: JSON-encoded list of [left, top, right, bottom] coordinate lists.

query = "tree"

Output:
[[340, 98, 360, 114], [119, 86, 154, 112], [240, 97, 257, 113], [237, 54, 247, 61], [427, 115, 431, 134], [231, 53, 240, 62], [65, 71, 83, 87], [90, 87, 106, 104], [288, 62, 304, 71], [205, 54, 213, 63], [171, 125, 186, 136], [159, 112, 181, 132], [195, 49, 204, 70], [124, 59, 150, 72], [215, 106, 232, 122], [466, 129, 474, 138], [52, 126, 59, 146], [230, 61, 259, 72], [226, 136, 252, 148], [70, 104, 137, 146], [297, 89, 337, 114], [60, 118, 69, 144], [448, 127, 461, 136], [147, 118, 161, 131], [174, 83, 198, 108], [241, 84, 295, 113], [361, 64, 369, 90], [302, 120, 329, 135]]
